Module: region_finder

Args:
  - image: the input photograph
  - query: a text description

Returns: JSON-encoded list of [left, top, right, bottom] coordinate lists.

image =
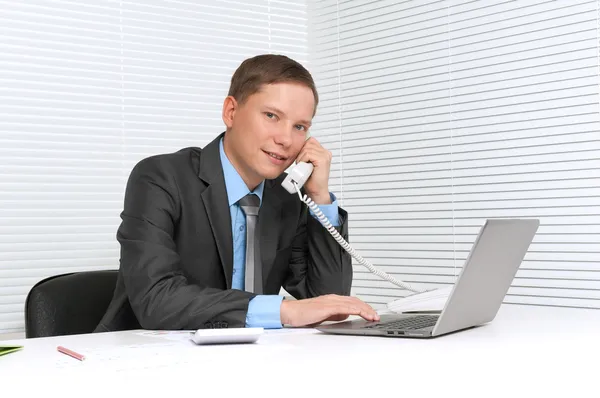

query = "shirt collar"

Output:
[[219, 137, 264, 207]]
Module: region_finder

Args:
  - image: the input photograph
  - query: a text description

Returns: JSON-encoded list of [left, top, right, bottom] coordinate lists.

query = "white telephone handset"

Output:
[[282, 162, 426, 294]]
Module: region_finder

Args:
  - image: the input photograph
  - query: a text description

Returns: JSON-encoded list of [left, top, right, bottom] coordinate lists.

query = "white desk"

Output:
[[1, 304, 598, 397]]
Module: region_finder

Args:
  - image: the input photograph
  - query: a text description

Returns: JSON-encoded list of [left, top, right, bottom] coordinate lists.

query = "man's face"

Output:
[[222, 82, 314, 188]]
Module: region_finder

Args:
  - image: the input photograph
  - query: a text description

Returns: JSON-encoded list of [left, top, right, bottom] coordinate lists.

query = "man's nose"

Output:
[[272, 126, 293, 147]]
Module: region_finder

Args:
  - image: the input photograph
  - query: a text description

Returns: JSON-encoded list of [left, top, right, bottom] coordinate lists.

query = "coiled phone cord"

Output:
[[294, 182, 426, 294]]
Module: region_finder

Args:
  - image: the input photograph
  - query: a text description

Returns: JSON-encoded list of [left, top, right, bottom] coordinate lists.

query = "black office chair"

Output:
[[24, 270, 118, 338]]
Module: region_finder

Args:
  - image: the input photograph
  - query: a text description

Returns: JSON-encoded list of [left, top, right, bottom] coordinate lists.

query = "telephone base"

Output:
[[383, 286, 453, 314]]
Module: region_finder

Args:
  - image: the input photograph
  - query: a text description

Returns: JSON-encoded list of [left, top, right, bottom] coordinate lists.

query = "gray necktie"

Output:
[[238, 194, 262, 294]]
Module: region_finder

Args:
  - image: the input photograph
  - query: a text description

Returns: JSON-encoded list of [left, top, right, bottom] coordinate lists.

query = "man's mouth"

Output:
[[264, 150, 286, 161]]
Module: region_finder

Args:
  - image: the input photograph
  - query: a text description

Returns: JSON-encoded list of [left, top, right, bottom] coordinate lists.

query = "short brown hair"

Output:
[[227, 54, 319, 113]]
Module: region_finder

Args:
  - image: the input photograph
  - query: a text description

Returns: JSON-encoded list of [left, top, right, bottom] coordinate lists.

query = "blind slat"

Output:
[[310, 0, 599, 311]]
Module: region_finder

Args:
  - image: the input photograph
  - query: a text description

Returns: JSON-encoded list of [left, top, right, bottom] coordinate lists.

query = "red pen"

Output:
[[57, 346, 85, 361]]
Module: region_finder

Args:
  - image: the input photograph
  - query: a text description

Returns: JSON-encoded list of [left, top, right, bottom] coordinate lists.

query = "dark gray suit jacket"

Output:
[[95, 132, 352, 332]]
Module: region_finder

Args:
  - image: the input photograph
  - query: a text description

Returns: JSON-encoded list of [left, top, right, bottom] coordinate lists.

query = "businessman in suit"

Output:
[[95, 54, 379, 332]]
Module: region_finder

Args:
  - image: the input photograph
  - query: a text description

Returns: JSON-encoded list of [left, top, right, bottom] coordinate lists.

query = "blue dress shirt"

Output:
[[218, 138, 341, 328]]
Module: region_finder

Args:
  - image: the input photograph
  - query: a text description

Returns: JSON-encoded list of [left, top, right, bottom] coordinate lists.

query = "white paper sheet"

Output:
[[53, 342, 195, 372], [134, 330, 195, 342]]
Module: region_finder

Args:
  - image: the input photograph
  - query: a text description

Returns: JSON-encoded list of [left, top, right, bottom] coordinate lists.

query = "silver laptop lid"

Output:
[[432, 218, 539, 336]]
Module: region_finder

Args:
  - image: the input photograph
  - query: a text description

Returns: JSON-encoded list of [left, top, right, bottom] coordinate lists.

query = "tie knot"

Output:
[[239, 194, 259, 215]]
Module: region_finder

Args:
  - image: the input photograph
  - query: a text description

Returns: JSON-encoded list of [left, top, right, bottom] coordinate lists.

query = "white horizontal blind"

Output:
[[0, 0, 308, 333], [307, 0, 600, 310]]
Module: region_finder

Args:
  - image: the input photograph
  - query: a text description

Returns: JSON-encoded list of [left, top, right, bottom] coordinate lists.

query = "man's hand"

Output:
[[280, 294, 380, 327], [295, 137, 332, 204]]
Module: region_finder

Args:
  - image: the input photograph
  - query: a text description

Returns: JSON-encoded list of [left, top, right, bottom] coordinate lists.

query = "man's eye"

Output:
[[295, 125, 306, 131], [265, 112, 275, 119]]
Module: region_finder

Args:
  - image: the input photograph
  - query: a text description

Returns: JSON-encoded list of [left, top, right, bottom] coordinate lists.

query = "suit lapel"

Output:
[[198, 133, 234, 288], [257, 179, 284, 286]]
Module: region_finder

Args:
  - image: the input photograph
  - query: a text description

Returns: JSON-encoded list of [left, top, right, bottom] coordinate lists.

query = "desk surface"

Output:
[[2, 304, 598, 397]]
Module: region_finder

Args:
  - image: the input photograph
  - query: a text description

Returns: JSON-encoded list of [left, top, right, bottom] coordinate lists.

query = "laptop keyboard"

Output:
[[366, 315, 439, 330]]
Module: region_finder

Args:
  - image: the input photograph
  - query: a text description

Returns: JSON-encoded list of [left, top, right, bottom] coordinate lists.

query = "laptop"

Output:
[[317, 218, 540, 338]]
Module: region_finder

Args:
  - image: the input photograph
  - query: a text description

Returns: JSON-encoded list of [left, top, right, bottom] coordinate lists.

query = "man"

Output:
[[95, 54, 379, 332]]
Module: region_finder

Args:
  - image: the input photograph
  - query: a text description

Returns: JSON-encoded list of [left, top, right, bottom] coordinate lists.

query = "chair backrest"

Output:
[[24, 270, 118, 338]]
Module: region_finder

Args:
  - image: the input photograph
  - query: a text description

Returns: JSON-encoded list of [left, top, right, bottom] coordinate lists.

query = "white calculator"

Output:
[[191, 327, 264, 345]]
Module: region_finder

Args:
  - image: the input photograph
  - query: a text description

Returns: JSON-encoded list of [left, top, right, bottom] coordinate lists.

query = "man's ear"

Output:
[[222, 96, 237, 128]]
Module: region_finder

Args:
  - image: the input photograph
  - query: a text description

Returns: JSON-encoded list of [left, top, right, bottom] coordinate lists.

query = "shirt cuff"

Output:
[[309, 192, 340, 227], [245, 295, 284, 329]]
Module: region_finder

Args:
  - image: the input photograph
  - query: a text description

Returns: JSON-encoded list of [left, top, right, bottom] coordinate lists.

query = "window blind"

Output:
[[307, 0, 600, 310], [0, 0, 308, 334]]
